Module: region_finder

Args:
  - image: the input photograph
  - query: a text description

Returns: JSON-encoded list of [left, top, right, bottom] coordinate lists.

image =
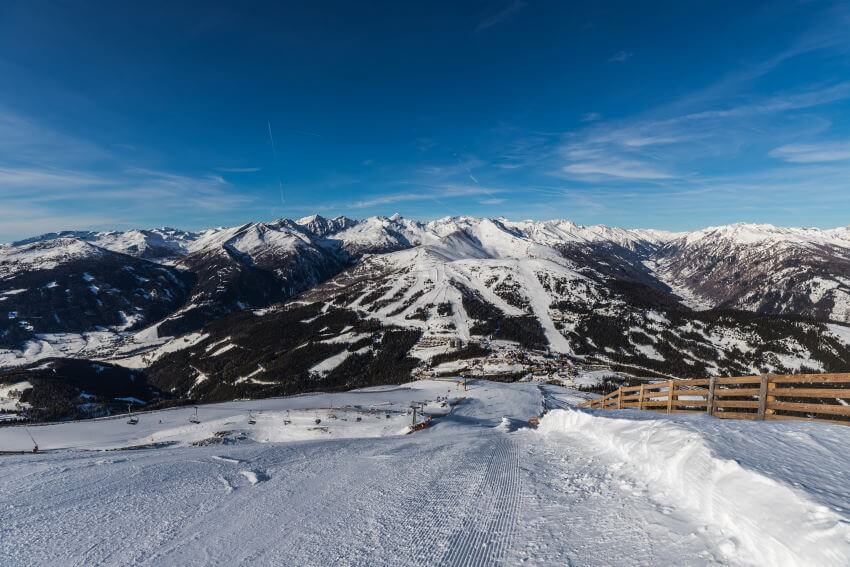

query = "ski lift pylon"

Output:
[[127, 404, 139, 425]]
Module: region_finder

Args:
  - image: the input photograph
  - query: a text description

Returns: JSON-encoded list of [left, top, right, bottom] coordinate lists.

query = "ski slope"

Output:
[[1, 380, 848, 566]]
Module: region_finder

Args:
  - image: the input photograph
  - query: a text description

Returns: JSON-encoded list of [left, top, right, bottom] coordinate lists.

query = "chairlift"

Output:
[[314, 412, 321, 425], [247, 411, 256, 425], [127, 404, 139, 425], [283, 410, 292, 425], [190, 407, 201, 424]]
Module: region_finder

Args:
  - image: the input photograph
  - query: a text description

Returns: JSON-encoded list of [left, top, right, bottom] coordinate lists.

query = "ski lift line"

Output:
[[24, 426, 37, 446]]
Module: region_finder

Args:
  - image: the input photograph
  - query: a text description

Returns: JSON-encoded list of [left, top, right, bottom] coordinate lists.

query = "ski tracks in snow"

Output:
[[437, 435, 522, 567], [262, 431, 524, 566]]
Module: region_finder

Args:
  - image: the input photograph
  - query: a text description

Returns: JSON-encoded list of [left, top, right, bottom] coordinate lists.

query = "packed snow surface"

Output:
[[1, 380, 848, 566]]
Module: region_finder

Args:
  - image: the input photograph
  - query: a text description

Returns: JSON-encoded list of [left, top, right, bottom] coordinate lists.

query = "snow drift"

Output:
[[539, 409, 850, 567]]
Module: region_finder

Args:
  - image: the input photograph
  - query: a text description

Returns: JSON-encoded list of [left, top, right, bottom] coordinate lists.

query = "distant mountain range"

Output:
[[3, 215, 850, 420]]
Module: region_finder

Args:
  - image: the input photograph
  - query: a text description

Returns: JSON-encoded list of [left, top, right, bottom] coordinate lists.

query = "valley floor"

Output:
[[1, 380, 849, 566]]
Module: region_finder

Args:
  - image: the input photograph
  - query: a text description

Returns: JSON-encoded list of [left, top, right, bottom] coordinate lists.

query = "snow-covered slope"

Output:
[[12, 228, 200, 261], [295, 214, 356, 237], [156, 219, 349, 336], [654, 223, 850, 320], [0, 238, 192, 348], [6, 216, 850, 381], [0, 380, 847, 566]]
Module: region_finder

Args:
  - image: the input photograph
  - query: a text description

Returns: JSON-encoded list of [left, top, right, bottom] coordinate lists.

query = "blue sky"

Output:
[[2, 0, 850, 240]]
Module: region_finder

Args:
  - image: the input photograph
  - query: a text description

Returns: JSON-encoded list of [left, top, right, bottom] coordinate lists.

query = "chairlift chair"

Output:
[[190, 407, 201, 424]]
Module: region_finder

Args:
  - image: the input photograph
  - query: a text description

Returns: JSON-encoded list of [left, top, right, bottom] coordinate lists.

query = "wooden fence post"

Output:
[[757, 373, 769, 420], [638, 384, 646, 411], [707, 375, 716, 416], [666, 379, 675, 413], [617, 387, 623, 410], [765, 375, 776, 419]]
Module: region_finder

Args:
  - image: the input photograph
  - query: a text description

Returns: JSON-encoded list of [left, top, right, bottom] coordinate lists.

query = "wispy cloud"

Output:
[[479, 198, 507, 205], [347, 184, 505, 209], [476, 0, 525, 32], [420, 157, 485, 178], [561, 156, 673, 181], [216, 166, 262, 173], [0, 108, 259, 240], [557, 79, 850, 185], [0, 166, 109, 188], [608, 50, 633, 63], [0, 108, 107, 165], [770, 141, 850, 163]]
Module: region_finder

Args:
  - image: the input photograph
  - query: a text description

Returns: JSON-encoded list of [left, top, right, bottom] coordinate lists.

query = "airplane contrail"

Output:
[[267, 120, 284, 207]]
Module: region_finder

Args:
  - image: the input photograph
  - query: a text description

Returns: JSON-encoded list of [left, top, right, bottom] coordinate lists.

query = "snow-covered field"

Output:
[[1, 379, 848, 566]]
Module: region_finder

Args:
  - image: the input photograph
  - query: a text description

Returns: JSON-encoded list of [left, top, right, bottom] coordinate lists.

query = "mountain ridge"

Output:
[[5, 214, 850, 420]]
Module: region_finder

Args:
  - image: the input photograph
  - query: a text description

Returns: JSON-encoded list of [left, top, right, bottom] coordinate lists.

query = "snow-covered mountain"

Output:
[[156, 219, 350, 335], [12, 227, 200, 261], [5, 215, 850, 413], [0, 238, 193, 347], [653, 223, 850, 320]]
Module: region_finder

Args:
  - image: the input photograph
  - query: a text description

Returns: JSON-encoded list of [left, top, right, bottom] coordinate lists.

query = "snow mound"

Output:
[[539, 409, 850, 567]]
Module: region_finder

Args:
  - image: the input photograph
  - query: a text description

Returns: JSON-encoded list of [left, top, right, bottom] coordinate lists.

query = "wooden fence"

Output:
[[579, 373, 850, 425]]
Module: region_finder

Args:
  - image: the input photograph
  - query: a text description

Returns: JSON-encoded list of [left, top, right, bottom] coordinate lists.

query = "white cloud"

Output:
[[0, 105, 259, 241], [0, 166, 108, 188], [562, 160, 673, 180], [347, 184, 504, 209], [479, 198, 507, 205], [770, 142, 850, 163], [555, 78, 850, 186]]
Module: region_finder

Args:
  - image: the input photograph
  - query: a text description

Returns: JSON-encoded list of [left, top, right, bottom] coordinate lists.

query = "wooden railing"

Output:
[[579, 373, 850, 425]]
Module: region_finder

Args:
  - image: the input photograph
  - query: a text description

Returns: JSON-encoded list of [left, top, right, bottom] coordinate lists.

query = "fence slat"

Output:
[[673, 400, 708, 407], [768, 401, 850, 417], [714, 411, 760, 420], [771, 388, 850, 398], [770, 373, 850, 384], [672, 388, 709, 396], [713, 400, 759, 409], [715, 376, 762, 385], [713, 388, 761, 397]]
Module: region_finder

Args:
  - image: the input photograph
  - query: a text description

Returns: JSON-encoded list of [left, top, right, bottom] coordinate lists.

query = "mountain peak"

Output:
[[295, 214, 356, 237]]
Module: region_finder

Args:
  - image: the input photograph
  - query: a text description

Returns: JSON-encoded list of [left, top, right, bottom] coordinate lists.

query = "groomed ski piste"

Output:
[[1, 379, 849, 566]]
